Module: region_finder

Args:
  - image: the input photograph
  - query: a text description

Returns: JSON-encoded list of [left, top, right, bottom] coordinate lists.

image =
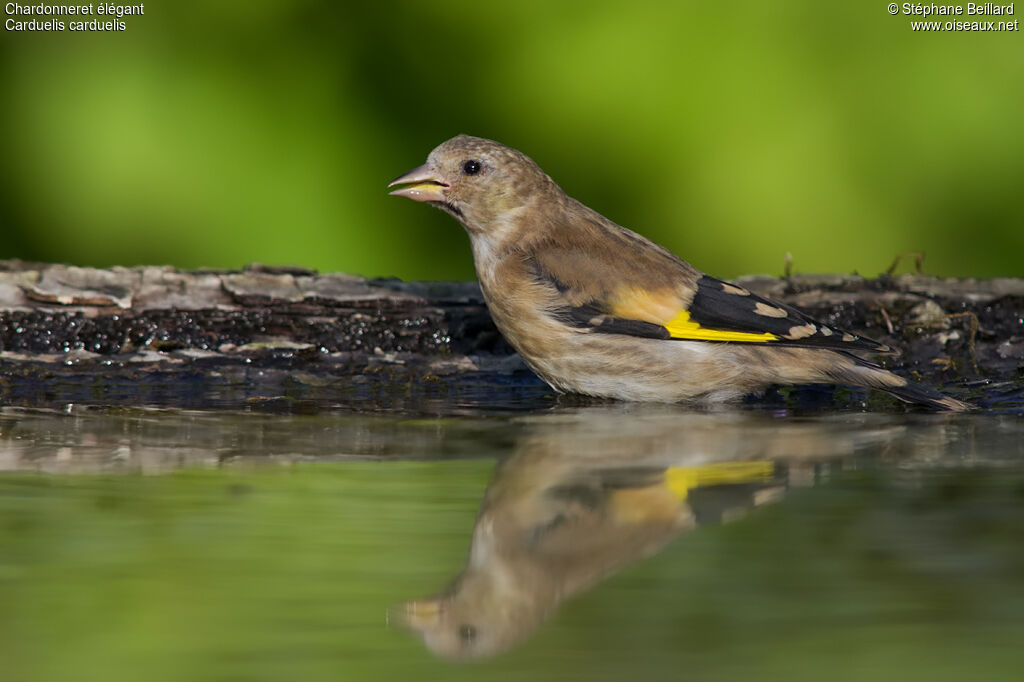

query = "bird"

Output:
[[397, 407, 789, 660], [388, 135, 969, 410]]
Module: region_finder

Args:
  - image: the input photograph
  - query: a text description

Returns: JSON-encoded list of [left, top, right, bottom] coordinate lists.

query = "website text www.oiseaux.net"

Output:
[[892, 3, 1019, 30]]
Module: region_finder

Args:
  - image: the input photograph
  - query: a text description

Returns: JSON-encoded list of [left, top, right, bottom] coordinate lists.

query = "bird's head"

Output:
[[389, 135, 556, 237], [394, 568, 547, 661]]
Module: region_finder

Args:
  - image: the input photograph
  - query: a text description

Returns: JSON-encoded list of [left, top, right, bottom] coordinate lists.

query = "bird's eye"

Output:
[[458, 624, 478, 643], [462, 159, 482, 176]]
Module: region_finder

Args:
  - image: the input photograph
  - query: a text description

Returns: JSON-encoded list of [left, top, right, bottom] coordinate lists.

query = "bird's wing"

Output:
[[528, 248, 892, 353]]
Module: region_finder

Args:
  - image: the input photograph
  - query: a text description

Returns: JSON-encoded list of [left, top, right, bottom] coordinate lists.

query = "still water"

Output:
[[2, 394, 1024, 681]]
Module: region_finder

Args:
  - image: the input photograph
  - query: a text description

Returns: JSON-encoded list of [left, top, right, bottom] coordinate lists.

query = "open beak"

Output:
[[388, 164, 448, 203]]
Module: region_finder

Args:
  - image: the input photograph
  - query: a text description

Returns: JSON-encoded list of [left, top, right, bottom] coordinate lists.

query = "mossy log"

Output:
[[0, 260, 1021, 410]]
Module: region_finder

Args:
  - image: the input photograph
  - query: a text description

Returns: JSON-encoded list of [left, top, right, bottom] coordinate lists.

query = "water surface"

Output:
[[2, 399, 1023, 681]]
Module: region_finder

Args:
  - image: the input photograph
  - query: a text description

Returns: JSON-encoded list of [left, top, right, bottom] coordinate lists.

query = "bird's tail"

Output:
[[878, 378, 973, 411], [825, 353, 973, 412]]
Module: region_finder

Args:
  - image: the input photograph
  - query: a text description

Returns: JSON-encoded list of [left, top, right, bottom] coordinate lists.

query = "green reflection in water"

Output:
[[0, 462, 490, 681], [1, 409, 1023, 681]]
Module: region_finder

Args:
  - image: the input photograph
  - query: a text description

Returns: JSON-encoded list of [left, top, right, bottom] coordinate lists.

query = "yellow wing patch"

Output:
[[610, 286, 682, 324], [608, 285, 778, 343], [665, 462, 776, 501], [665, 309, 778, 343], [608, 461, 776, 523]]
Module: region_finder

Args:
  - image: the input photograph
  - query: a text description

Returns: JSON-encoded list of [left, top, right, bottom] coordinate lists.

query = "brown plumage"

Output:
[[397, 407, 790, 659], [389, 135, 969, 410]]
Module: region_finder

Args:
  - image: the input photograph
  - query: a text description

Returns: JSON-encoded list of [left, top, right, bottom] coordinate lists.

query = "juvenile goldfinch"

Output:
[[398, 408, 785, 659], [389, 135, 968, 410]]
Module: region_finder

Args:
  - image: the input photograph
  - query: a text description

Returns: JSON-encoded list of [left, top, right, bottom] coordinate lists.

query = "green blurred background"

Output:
[[2, 1, 1021, 280]]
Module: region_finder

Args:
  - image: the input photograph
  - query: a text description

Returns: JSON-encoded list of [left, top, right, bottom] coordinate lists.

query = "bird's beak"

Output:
[[394, 598, 443, 631], [388, 164, 449, 202]]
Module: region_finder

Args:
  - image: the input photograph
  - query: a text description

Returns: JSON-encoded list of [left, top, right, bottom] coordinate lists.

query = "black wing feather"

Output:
[[687, 276, 893, 353], [531, 256, 892, 354], [555, 302, 671, 340]]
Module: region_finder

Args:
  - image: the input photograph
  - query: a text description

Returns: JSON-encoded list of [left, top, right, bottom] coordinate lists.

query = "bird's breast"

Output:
[[472, 249, 572, 370]]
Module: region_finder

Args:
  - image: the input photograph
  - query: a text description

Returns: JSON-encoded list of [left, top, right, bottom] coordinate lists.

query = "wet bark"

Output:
[[0, 260, 1020, 410]]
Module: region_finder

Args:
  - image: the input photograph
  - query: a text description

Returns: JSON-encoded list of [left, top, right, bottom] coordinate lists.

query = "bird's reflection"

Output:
[[396, 406, 903, 659]]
